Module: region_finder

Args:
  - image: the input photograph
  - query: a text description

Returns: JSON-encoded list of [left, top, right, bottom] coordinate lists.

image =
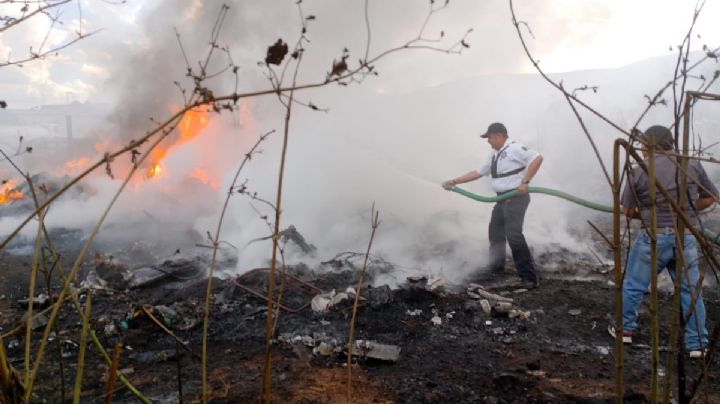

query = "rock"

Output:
[[467, 291, 481, 299], [596, 346, 610, 355], [431, 316, 442, 326], [492, 327, 504, 335], [568, 309, 582, 316]]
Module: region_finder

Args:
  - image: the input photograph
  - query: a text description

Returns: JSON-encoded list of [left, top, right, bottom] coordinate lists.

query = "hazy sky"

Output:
[[1, 0, 718, 107]]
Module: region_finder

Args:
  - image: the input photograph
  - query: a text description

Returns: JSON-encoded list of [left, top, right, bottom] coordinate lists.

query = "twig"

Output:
[[347, 205, 381, 403], [105, 343, 122, 404], [73, 292, 92, 404]]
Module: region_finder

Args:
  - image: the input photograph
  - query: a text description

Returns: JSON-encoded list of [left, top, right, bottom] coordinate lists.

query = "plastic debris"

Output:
[[354, 340, 401, 362]]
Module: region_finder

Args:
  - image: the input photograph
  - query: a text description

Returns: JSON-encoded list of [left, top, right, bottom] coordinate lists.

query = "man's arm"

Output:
[[518, 155, 543, 194], [442, 170, 482, 190], [624, 207, 641, 219], [695, 196, 715, 211], [694, 162, 718, 211]]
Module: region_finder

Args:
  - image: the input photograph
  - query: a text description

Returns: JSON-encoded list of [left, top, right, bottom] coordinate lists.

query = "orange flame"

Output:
[[0, 179, 24, 205], [190, 168, 220, 189], [63, 157, 92, 175], [146, 107, 210, 179]]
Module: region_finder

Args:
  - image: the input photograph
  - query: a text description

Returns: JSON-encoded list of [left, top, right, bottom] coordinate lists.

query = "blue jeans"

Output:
[[622, 231, 708, 350]]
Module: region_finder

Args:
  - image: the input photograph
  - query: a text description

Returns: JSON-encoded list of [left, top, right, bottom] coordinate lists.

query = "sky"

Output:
[[2, 1, 720, 284], [1, 0, 719, 106]]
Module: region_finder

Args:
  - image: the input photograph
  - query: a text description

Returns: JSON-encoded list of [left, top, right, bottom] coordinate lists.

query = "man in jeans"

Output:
[[442, 122, 543, 288], [611, 125, 717, 358]]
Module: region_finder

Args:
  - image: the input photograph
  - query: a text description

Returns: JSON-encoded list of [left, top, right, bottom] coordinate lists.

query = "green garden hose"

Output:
[[450, 185, 720, 245], [451, 186, 613, 213]]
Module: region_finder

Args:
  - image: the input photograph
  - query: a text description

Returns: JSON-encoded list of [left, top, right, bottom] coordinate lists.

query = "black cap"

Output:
[[643, 125, 674, 150], [481, 122, 507, 138]]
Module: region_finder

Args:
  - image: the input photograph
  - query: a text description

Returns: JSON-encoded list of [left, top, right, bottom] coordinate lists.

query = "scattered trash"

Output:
[[313, 342, 333, 356], [406, 274, 446, 293], [480, 299, 492, 315], [301, 336, 315, 347], [596, 346, 610, 355], [491, 302, 514, 318], [354, 340, 401, 362], [427, 274, 446, 291], [7, 340, 19, 349], [310, 290, 350, 313], [21, 312, 48, 330], [367, 284, 393, 307], [509, 309, 531, 320], [568, 309, 582, 316], [431, 316, 442, 326], [104, 324, 118, 337], [527, 370, 547, 378], [467, 284, 513, 303], [445, 311, 455, 320], [119, 367, 135, 376], [406, 309, 423, 316], [81, 269, 108, 290], [128, 349, 177, 364], [18, 293, 51, 309], [492, 327, 504, 335]]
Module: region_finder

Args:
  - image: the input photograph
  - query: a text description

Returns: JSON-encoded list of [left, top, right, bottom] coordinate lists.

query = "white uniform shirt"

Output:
[[477, 140, 540, 193]]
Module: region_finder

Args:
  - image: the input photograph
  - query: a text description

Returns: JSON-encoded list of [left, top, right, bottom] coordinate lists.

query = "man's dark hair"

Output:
[[643, 125, 675, 151]]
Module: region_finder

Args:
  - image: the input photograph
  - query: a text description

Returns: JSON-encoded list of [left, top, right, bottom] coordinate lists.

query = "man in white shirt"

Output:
[[442, 122, 544, 287]]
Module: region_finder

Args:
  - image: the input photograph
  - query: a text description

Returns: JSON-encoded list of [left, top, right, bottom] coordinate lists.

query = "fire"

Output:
[[0, 179, 24, 205], [148, 163, 163, 178], [146, 107, 210, 179], [190, 168, 220, 189], [63, 157, 92, 175]]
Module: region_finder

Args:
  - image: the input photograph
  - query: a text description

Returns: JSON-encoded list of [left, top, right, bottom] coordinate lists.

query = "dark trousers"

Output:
[[488, 193, 538, 282]]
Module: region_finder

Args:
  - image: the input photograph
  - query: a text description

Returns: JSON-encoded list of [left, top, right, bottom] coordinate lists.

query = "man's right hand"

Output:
[[442, 180, 455, 190]]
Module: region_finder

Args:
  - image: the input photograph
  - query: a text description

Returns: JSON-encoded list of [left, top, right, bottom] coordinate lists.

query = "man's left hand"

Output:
[[518, 183, 528, 194]]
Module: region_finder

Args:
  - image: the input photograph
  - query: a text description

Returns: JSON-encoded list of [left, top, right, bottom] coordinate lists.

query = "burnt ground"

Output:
[[1, 245, 720, 403]]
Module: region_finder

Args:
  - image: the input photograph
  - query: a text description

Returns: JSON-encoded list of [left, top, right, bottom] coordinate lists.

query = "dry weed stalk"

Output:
[[257, 2, 469, 400], [346, 206, 381, 403], [0, 1, 469, 401], [72, 292, 92, 404], [510, 0, 719, 400], [106, 342, 122, 404], [200, 129, 273, 403]]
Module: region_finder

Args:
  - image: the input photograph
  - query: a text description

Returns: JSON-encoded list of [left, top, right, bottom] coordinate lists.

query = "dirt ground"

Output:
[[1, 241, 719, 403]]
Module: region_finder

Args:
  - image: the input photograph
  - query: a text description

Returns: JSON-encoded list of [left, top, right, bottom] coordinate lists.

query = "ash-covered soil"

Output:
[[1, 247, 719, 403]]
